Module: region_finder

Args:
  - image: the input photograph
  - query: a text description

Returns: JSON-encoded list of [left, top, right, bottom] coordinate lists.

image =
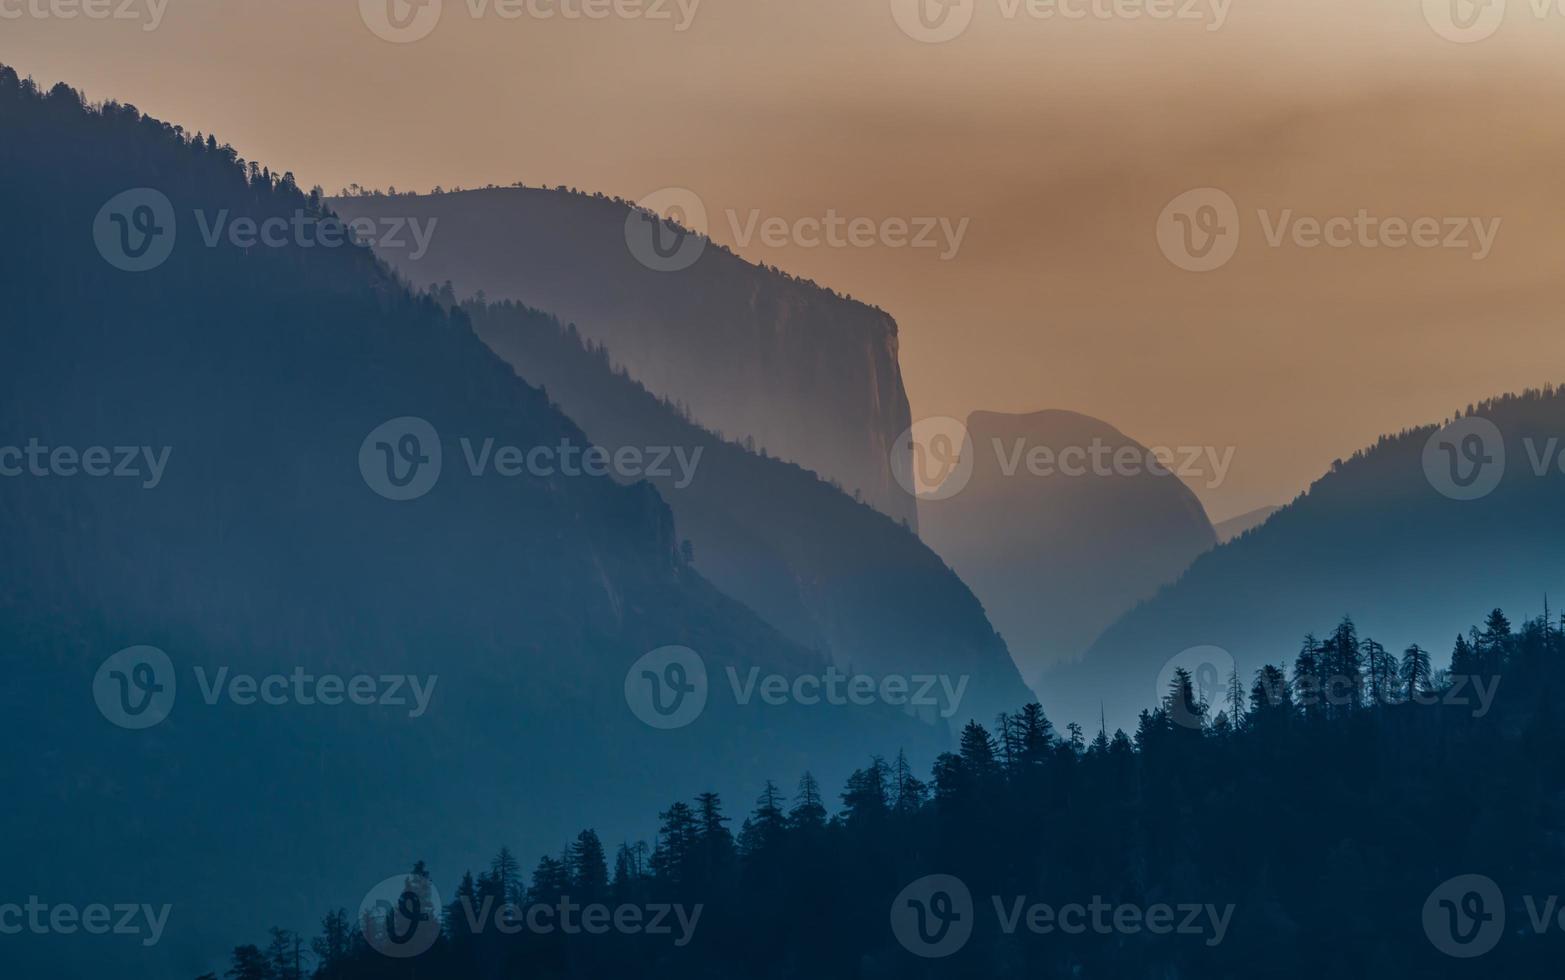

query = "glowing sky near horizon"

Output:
[[8, 0, 1565, 519]]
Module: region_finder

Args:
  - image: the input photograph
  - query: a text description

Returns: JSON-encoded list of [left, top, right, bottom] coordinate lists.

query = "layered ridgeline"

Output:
[[918, 411, 1217, 690], [463, 298, 1033, 729], [327, 187, 918, 530], [1214, 504, 1281, 544], [1042, 387, 1565, 733], [0, 70, 943, 979]]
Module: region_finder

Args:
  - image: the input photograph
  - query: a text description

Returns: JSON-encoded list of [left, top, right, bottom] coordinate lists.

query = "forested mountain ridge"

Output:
[[1044, 385, 1565, 734], [0, 66, 943, 980], [327, 186, 919, 530], [462, 296, 1033, 728], [206, 605, 1565, 978]]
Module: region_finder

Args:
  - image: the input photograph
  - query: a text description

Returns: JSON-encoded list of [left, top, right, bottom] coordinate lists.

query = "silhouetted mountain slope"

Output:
[[462, 297, 1032, 728], [326, 187, 917, 530], [209, 604, 1565, 979], [0, 68, 942, 980], [1214, 504, 1281, 543], [919, 410, 1216, 689], [1043, 387, 1565, 733]]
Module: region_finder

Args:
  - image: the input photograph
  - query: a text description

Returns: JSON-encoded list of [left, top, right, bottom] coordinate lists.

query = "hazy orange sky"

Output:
[[8, 0, 1565, 520]]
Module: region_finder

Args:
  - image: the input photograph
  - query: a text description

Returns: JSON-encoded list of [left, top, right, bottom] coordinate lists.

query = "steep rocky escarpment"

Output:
[[466, 298, 1034, 731], [330, 187, 917, 529]]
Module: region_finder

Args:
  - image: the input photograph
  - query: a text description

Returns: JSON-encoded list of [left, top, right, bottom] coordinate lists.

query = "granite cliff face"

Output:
[[466, 298, 1034, 730], [330, 187, 917, 530]]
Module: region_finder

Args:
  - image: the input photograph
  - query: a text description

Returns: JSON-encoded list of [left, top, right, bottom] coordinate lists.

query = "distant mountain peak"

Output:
[[920, 408, 1217, 689]]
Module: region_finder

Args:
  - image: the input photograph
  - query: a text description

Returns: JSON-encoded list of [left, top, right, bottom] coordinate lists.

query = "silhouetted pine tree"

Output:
[[568, 830, 609, 899], [1324, 616, 1364, 715], [1294, 633, 1325, 721], [1401, 644, 1432, 701], [788, 773, 827, 831], [692, 792, 736, 891], [1452, 633, 1478, 675], [528, 853, 572, 905], [1364, 638, 1394, 706], [1479, 608, 1513, 673], [309, 909, 352, 979], [890, 750, 929, 817], [1227, 666, 1247, 727], [840, 757, 891, 827], [651, 801, 699, 889], [224, 944, 269, 980]]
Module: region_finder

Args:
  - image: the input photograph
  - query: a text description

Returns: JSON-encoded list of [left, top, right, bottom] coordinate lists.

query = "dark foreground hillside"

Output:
[[208, 606, 1565, 979]]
